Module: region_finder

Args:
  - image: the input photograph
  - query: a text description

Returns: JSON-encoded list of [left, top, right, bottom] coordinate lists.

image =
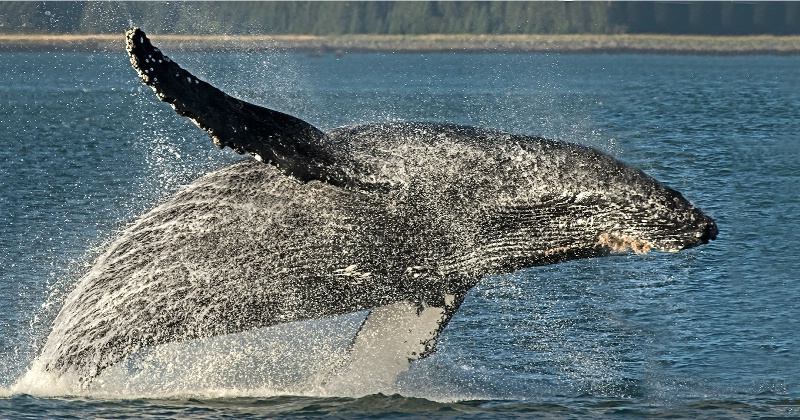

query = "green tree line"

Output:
[[2, 1, 800, 36]]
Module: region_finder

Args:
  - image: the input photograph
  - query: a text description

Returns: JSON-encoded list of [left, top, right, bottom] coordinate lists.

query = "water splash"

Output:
[[11, 311, 435, 399]]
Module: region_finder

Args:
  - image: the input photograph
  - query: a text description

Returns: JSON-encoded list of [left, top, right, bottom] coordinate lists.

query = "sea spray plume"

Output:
[[32, 28, 717, 389]]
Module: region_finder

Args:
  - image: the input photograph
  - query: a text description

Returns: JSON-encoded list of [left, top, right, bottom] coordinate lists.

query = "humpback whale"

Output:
[[35, 28, 717, 387]]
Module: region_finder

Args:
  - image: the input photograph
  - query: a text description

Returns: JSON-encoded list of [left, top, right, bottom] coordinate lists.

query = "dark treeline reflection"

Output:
[[2, 1, 800, 36]]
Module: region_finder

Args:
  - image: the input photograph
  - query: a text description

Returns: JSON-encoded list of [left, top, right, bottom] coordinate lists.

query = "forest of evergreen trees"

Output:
[[2, 1, 800, 36]]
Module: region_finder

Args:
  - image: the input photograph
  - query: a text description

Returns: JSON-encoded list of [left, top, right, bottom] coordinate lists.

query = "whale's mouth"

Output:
[[597, 216, 718, 255]]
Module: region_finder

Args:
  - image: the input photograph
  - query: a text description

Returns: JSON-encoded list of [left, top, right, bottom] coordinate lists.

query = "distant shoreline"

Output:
[[2, 33, 800, 55]]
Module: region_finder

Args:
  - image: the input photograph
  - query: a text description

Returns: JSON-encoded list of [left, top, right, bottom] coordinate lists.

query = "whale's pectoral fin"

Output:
[[125, 28, 351, 186], [322, 294, 465, 394]]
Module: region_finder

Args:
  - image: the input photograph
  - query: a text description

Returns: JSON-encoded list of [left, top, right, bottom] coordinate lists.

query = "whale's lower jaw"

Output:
[[598, 225, 717, 255]]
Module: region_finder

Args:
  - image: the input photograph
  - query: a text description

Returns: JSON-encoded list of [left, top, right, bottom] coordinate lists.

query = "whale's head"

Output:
[[592, 181, 718, 255], [471, 138, 718, 274], [541, 142, 719, 258]]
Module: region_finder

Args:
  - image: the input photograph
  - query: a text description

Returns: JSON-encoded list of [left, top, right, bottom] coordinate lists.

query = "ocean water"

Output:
[[1, 49, 798, 417]]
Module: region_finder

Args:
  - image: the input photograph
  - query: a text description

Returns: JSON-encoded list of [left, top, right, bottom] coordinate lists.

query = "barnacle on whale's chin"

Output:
[[597, 232, 653, 255]]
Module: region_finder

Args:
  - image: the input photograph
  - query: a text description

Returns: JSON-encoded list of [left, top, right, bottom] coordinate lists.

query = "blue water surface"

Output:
[[1, 49, 799, 417]]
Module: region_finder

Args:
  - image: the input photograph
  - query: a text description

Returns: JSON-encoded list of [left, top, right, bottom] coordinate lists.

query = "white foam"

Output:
[[12, 313, 397, 399], [9, 360, 83, 397]]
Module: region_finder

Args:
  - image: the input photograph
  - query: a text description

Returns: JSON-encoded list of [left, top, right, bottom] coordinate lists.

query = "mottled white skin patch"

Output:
[[597, 232, 653, 254]]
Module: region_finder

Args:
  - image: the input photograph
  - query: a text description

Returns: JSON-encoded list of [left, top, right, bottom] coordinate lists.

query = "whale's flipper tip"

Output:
[[125, 27, 186, 106]]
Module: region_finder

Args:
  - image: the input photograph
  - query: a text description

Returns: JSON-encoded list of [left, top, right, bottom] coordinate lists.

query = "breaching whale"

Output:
[[35, 28, 717, 387]]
